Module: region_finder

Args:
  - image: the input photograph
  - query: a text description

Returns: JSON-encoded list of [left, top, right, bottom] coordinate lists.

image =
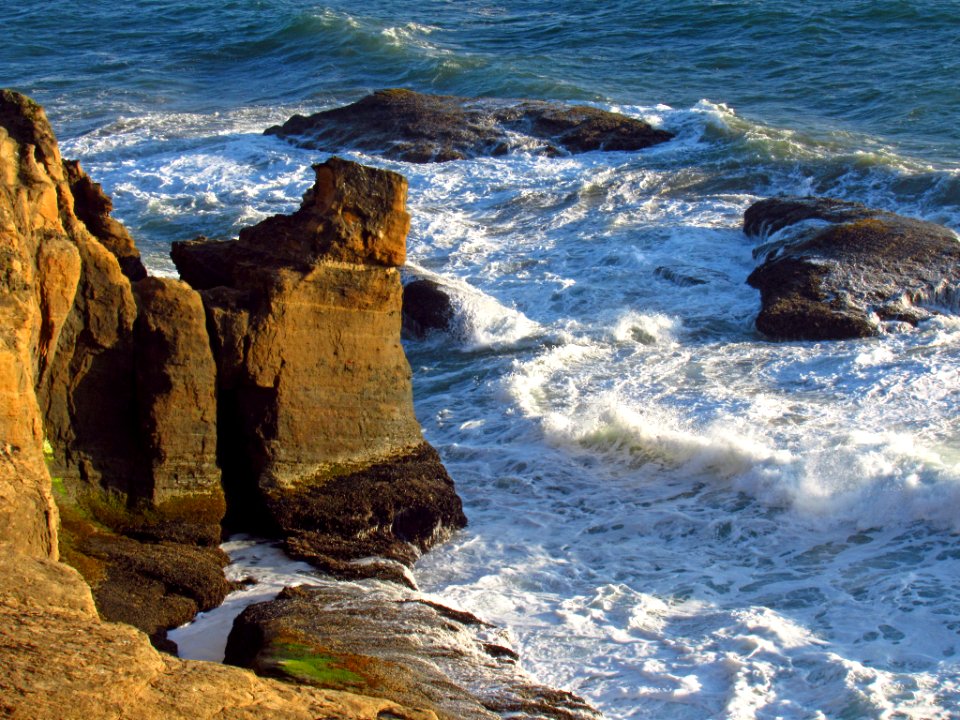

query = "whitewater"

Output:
[[9, 1, 960, 717]]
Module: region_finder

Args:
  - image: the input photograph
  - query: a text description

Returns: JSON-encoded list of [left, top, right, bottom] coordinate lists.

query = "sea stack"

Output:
[[172, 157, 466, 580]]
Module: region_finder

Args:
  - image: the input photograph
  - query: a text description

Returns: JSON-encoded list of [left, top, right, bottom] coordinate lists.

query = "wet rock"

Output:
[[266, 88, 673, 162], [744, 196, 960, 340], [402, 278, 455, 337], [172, 157, 466, 579], [225, 583, 602, 720]]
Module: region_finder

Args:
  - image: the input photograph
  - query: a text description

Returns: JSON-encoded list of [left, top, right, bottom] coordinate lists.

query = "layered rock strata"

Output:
[[172, 156, 466, 580], [0, 89, 437, 719], [266, 88, 674, 162], [745, 196, 960, 340], [225, 583, 601, 720], [0, 89, 227, 642]]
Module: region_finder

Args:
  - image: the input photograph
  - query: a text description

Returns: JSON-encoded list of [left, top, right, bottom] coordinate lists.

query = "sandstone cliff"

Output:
[[0, 88, 444, 719]]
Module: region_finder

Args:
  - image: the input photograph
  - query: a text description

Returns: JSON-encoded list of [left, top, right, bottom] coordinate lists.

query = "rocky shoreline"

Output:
[[3, 87, 960, 719], [0, 89, 596, 719]]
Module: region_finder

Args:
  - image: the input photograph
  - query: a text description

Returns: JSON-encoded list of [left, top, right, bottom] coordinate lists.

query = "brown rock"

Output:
[[64, 159, 147, 281], [0, 553, 439, 720], [225, 583, 601, 720], [172, 158, 466, 577], [266, 88, 674, 162], [133, 276, 223, 545], [745, 196, 960, 340], [402, 278, 455, 337]]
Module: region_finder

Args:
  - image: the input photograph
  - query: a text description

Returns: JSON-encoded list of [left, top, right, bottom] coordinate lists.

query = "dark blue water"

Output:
[[6, 1, 960, 162]]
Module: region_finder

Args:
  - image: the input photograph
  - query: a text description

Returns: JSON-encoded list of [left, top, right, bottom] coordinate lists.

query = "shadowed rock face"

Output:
[[0, 89, 226, 643], [266, 88, 674, 162], [402, 278, 455, 337], [744, 196, 960, 340], [173, 157, 466, 577], [225, 584, 601, 720]]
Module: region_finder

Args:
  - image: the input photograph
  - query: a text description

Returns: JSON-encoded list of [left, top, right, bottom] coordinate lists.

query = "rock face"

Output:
[[225, 583, 601, 720], [172, 157, 466, 579], [0, 89, 226, 643], [0, 90, 438, 720], [266, 88, 673, 162], [0, 554, 438, 720], [744, 196, 960, 340]]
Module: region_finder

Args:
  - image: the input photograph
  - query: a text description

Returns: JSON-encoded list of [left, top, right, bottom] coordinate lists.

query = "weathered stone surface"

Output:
[[64, 158, 147, 281], [745, 196, 960, 340], [0, 90, 441, 720], [402, 278, 455, 337], [225, 583, 601, 720], [133, 276, 223, 545], [0, 553, 438, 720], [0, 90, 227, 644], [266, 88, 673, 162], [173, 157, 466, 577]]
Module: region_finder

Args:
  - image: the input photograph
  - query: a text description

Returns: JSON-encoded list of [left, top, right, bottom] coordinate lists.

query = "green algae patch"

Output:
[[265, 641, 365, 689]]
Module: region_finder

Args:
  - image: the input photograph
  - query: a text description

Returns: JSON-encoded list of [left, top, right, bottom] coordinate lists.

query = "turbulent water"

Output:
[[8, 2, 960, 717]]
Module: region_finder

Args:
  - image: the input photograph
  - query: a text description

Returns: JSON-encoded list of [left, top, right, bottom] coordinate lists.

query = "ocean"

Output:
[[6, 1, 960, 717]]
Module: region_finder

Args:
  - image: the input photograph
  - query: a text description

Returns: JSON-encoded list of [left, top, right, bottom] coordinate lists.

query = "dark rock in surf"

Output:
[[225, 583, 602, 720], [265, 88, 673, 162], [402, 278, 455, 337], [744, 196, 960, 340]]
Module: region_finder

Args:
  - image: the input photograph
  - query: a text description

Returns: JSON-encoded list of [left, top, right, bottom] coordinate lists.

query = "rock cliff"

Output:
[[172, 157, 466, 581], [0, 88, 455, 719], [745, 196, 960, 340], [266, 88, 674, 162], [0, 89, 441, 719]]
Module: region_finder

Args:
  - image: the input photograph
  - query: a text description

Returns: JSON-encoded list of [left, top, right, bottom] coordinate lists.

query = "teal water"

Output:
[[7, 2, 960, 718]]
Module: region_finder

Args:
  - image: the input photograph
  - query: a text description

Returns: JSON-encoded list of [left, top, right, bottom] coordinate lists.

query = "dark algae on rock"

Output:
[[745, 196, 960, 340], [266, 88, 674, 162]]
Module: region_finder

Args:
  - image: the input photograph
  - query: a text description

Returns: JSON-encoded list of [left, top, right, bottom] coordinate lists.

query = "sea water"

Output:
[[7, 2, 960, 717]]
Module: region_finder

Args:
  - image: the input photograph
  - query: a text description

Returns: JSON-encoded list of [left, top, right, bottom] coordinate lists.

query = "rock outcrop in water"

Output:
[[266, 88, 674, 162], [744, 196, 960, 340], [0, 89, 439, 719], [172, 157, 466, 582], [225, 584, 601, 720]]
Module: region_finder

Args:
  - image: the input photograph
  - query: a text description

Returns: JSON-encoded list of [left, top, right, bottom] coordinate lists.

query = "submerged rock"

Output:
[[225, 583, 601, 720], [172, 157, 466, 579], [266, 88, 673, 162], [744, 196, 960, 340]]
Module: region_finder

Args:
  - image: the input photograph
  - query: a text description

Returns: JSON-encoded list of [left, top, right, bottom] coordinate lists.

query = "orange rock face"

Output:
[[173, 158, 466, 575]]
